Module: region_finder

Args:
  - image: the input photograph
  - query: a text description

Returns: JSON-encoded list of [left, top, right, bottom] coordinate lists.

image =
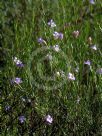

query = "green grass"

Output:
[[0, 0, 102, 135]]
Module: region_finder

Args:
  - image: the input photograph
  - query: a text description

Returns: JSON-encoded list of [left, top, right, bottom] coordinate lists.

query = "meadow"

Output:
[[0, 0, 102, 135]]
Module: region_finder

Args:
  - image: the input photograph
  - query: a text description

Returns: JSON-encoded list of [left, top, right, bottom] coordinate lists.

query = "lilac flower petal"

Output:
[[53, 31, 59, 39], [19, 116, 26, 123], [68, 73, 75, 80], [90, 45, 97, 50], [53, 31, 63, 40], [59, 33, 63, 40], [45, 115, 53, 124], [37, 38, 47, 45], [13, 57, 24, 67], [11, 77, 22, 85], [84, 60, 91, 66], [38, 38, 44, 43], [90, 0, 95, 4], [17, 63, 24, 67]]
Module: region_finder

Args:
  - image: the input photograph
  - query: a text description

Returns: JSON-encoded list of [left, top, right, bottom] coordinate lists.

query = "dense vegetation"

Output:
[[0, 0, 102, 135]]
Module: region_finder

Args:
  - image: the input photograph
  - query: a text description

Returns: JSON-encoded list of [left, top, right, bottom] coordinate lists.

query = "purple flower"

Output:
[[13, 57, 24, 67], [11, 77, 22, 85], [38, 38, 44, 44], [18, 116, 26, 123], [58, 33, 63, 40], [37, 38, 47, 45], [53, 31, 59, 39], [84, 60, 91, 66], [48, 19, 56, 27], [68, 73, 75, 80], [96, 68, 102, 74], [90, 45, 97, 50], [5, 105, 11, 111], [16, 61, 24, 67], [53, 31, 63, 40], [90, 0, 95, 4], [53, 45, 60, 52], [45, 115, 53, 124]]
